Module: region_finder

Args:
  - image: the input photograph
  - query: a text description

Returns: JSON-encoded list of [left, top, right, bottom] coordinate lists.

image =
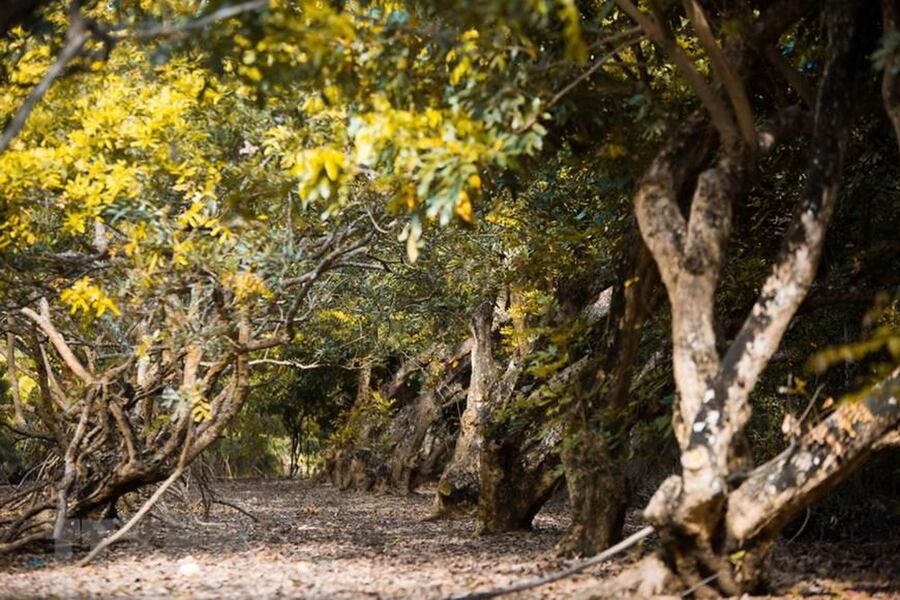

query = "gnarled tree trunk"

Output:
[[557, 234, 660, 556], [612, 1, 879, 594], [386, 341, 471, 492], [434, 300, 497, 515], [476, 358, 584, 533]]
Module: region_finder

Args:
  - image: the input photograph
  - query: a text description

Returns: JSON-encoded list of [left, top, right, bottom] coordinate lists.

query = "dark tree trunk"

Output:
[[476, 358, 586, 533], [478, 420, 563, 533], [556, 234, 660, 556], [385, 343, 471, 492], [474, 283, 621, 535]]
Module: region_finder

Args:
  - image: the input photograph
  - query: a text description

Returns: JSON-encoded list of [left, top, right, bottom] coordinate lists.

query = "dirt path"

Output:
[[0, 480, 897, 598]]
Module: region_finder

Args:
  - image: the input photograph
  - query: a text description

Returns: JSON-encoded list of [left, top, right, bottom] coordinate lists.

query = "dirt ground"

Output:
[[0, 479, 897, 599]]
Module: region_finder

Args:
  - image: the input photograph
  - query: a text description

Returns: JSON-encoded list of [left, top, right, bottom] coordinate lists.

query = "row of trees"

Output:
[[2, 0, 899, 595]]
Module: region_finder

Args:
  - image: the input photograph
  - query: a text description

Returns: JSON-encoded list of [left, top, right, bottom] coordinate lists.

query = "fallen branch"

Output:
[[447, 525, 654, 600], [211, 498, 261, 523]]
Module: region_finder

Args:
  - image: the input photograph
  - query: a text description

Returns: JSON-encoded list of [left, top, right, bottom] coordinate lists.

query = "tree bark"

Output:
[[557, 234, 659, 556], [476, 358, 585, 534], [435, 300, 497, 514], [626, 1, 862, 594], [5, 332, 27, 428], [386, 344, 470, 492]]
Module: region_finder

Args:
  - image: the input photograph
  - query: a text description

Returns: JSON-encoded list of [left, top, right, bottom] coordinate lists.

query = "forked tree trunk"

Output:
[[477, 419, 563, 533], [435, 300, 497, 514], [620, 2, 875, 595]]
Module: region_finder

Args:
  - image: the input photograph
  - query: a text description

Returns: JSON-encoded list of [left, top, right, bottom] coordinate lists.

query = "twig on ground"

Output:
[[446, 525, 654, 600], [212, 498, 261, 523], [681, 573, 720, 597]]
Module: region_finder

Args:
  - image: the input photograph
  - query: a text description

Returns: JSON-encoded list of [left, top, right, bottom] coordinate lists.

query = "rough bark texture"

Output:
[[322, 341, 472, 493], [476, 359, 584, 534], [475, 284, 622, 536], [385, 345, 471, 492], [477, 419, 563, 533], [435, 301, 497, 514], [622, 1, 864, 595], [556, 235, 659, 557], [725, 366, 900, 546]]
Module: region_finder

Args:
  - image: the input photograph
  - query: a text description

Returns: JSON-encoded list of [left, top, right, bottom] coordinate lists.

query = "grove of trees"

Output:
[[1, 0, 898, 597]]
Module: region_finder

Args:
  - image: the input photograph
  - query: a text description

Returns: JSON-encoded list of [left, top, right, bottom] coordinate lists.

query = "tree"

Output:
[[606, 0, 900, 594]]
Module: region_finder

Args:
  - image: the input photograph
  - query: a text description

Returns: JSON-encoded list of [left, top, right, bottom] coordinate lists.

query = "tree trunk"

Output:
[[386, 343, 471, 491], [619, 2, 866, 595], [556, 234, 660, 556], [474, 283, 621, 535], [323, 364, 383, 490], [558, 427, 626, 556], [478, 420, 563, 533], [476, 358, 585, 533], [435, 300, 497, 515]]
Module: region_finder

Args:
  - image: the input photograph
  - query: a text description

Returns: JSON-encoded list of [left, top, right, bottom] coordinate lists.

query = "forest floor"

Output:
[[0, 479, 898, 599]]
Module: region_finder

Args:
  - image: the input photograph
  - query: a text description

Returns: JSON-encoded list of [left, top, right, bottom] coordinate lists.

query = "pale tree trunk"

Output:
[[620, 2, 872, 595], [435, 300, 497, 515], [5, 331, 27, 427]]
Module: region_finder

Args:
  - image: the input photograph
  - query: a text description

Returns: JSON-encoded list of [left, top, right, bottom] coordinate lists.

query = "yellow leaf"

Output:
[[456, 190, 473, 224]]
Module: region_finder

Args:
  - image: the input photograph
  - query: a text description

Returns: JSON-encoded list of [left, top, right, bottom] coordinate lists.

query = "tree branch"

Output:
[[0, 3, 89, 155], [614, 0, 741, 146], [715, 2, 857, 440], [632, 110, 716, 293], [726, 366, 900, 545], [119, 0, 268, 40], [21, 302, 95, 384], [763, 45, 816, 109], [681, 0, 757, 147]]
